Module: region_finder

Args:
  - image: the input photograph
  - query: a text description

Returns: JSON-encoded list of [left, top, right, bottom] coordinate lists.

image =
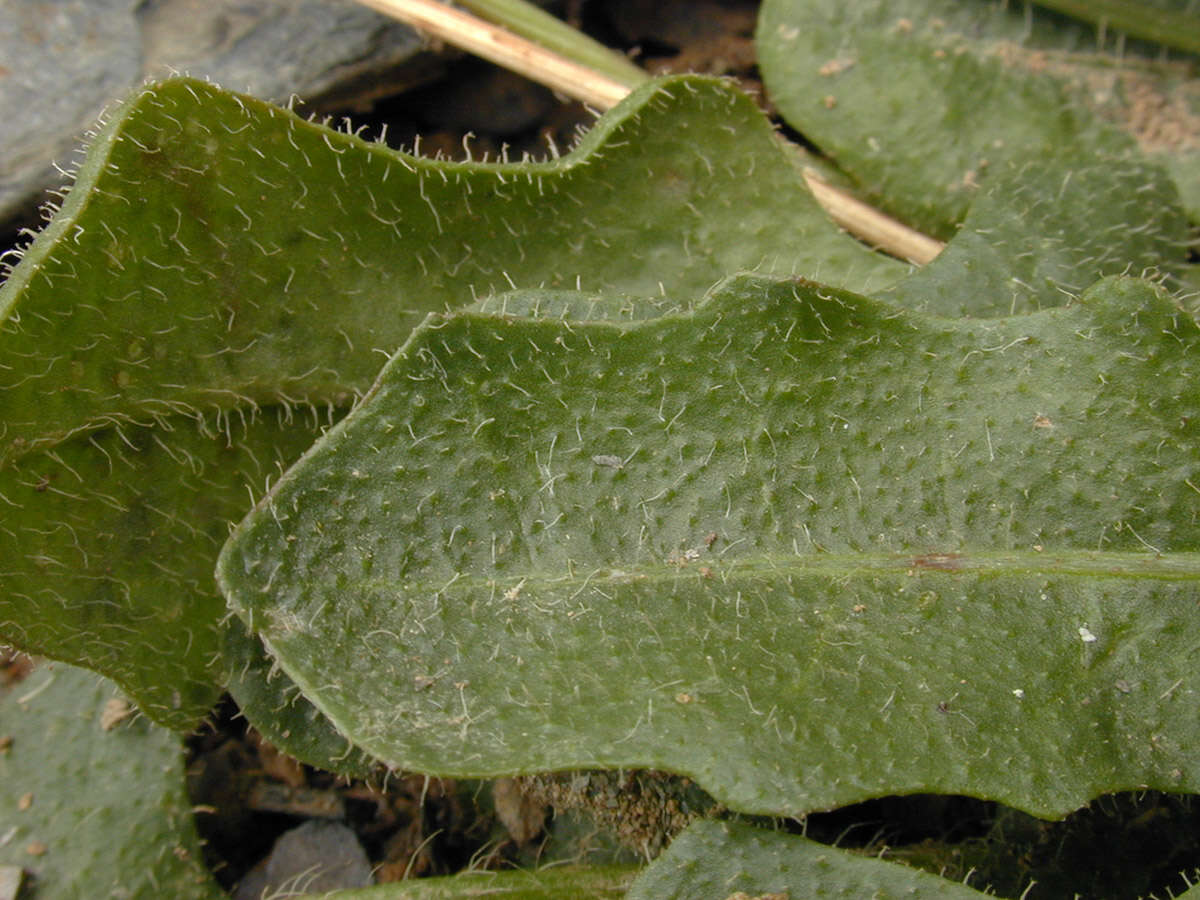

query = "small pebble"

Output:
[[234, 820, 372, 899]]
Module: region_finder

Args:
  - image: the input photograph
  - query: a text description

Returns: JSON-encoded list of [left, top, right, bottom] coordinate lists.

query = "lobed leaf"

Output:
[[0, 74, 902, 468], [5, 61, 1188, 727], [1, 8, 1195, 893], [218, 272, 1200, 818], [0, 416, 324, 725], [0, 73, 903, 726]]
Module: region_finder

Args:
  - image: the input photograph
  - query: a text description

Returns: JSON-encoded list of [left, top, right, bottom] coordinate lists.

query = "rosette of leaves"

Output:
[[2, 0, 1199, 894]]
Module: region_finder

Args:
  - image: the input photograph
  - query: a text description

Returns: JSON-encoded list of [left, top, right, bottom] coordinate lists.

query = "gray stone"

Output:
[[0, 0, 427, 228], [235, 820, 373, 899]]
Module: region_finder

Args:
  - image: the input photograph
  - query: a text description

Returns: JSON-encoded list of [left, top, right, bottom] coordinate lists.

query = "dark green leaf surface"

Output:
[[627, 819, 988, 898], [0, 417, 324, 725], [219, 272, 1200, 818], [880, 148, 1190, 317], [0, 74, 902, 468], [317, 865, 636, 899], [0, 662, 220, 899], [0, 74, 902, 725]]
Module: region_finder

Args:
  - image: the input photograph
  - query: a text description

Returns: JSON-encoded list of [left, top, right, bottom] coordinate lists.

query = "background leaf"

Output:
[[0, 417, 323, 725], [755, 0, 1197, 246], [222, 615, 380, 777], [879, 147, 1190, 317], [0, 662, 221, 899], [626, 819, 989, 899]]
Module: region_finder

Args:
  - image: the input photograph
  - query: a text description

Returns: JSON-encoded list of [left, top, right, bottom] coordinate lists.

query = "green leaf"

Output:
[[309, 865, 636, 899], [0, 417, 325, 727], [880, 146, 1191, 317], [0, 74, 902, 725], [222, 615, 380, 777], [1030, 0, 1200, 57], [755, 0, 1196, 250], [218, 272, 1200, 819], [1170, 150, 1200, 224], [0, 662, 221, 899], [0, 74, 902, 468], [1175, 874, 1200, 900], [626, 819, 989, 899]]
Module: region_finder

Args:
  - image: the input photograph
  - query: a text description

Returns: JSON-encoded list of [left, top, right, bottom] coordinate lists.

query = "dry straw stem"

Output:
[[353, 0, 945, 264], [801, 169, 945, 265], [352, 0, 630, 109], [455, 0, 648, 87]]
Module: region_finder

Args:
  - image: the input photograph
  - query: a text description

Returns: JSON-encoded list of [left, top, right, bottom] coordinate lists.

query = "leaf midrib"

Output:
[[358, 550, 1200, 599]]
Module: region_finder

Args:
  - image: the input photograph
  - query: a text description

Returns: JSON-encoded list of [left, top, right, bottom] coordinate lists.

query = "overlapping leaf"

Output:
[[218, 270, 1200, 818], [222, 615, 380, 777], [3, 47, 1191, 727], [0, 74, 904, 726], [880, 146, 1190, 316], [0, 75, 904, 467], [0, 417, 325, 725], [2, 5, 1197, 892]]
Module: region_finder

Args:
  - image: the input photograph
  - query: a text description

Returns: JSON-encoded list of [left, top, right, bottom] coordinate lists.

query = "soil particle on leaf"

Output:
[[1117, 73, 1200, 155], [0, 866, 22, 900], [99, 696, 134, 731], [0, 651, 33, 687], [986, 41, 1200, 156]]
